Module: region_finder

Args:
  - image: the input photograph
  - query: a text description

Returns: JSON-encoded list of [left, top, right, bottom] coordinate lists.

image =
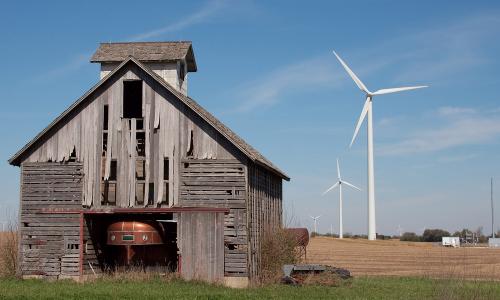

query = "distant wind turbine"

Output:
[[323, 159, 361, 239], [310, 215, 321, 234], [397, 224, 403, 237], [333, 51, 428, 240]]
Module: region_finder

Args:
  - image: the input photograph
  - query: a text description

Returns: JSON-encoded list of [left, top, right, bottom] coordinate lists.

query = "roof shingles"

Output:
[[91, 41, 197, 72]]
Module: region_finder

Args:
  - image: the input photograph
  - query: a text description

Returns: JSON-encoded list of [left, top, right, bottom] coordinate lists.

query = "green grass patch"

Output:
[[0, 276, 498, 300]]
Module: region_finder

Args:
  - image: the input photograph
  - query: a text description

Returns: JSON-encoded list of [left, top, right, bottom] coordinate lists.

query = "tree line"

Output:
[[400, 227, 499, 243]]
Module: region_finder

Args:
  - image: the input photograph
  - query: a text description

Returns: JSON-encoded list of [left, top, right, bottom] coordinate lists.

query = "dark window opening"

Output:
[[136, 119, 144, 130], [109, 160, 117, 181], [163, 159, 169, 180], [103, 105, 109, 130], [123, 80, 143, 118]]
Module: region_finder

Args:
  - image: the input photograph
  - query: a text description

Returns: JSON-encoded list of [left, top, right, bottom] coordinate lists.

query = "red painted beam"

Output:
[[39, 207, 230, 214]]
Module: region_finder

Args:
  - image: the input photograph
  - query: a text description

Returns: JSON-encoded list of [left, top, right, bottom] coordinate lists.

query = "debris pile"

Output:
[[281, 264, 351, 286]]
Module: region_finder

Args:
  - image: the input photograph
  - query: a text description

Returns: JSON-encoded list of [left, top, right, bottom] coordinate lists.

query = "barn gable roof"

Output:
[[91, 41, 197, 72], [8, 57, 289, 180]]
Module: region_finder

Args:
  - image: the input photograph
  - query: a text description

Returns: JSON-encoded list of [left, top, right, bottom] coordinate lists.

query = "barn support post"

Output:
[[79, 211, 84, 278]]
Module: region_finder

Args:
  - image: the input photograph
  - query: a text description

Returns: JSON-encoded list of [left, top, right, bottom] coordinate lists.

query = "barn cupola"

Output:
[[90, 41, 197, 95]]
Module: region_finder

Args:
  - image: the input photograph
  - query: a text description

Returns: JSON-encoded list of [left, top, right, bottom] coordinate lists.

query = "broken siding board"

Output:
[[19, 163, 83, 278]]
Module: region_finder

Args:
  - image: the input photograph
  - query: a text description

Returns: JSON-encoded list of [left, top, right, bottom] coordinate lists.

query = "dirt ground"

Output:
[[306, 237, 500, 280]]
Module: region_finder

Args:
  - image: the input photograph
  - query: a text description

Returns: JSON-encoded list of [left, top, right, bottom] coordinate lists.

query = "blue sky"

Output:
[[1, 1, 500, 236]]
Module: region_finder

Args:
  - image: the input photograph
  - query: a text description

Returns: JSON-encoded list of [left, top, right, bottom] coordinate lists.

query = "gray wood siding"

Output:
[[19, 64, 242, 208], [247, 162, 283, 280], [19, 162, 83, 278], [178, 211, 224, 282], [180, 159, 248, 277]]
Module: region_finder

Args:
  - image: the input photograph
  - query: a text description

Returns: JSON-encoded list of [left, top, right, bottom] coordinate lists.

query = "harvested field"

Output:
[[306, 237, 500, 280]]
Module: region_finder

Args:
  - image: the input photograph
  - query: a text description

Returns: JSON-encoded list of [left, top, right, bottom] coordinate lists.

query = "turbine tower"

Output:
[[310, 215, 321, 234], [322, 159, 361, 239], [333, 51, 427, 240]]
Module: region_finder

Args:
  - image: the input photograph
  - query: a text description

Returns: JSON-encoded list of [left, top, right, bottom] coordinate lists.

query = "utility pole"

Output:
[[492, 177, 495, 238]]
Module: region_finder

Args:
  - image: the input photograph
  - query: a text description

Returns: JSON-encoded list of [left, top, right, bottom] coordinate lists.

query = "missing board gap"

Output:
[[110, 160, 117, 181], [187, 130, 194, 157], [68, 147, 77, 162], [103, 105, 108, 130], [164, 158, 169, 181], [148, 183, 155, 205]]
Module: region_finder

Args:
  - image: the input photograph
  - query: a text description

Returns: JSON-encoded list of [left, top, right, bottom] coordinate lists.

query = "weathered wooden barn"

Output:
[[8, 42, 289, 286]]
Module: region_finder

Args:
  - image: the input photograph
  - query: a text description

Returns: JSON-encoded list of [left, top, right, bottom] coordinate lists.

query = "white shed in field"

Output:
[[442, 237, 460, 247], [489, 238, 500, 248]]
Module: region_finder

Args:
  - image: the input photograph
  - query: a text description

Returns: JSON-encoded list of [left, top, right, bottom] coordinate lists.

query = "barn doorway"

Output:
[[85, 212, 178, 273]]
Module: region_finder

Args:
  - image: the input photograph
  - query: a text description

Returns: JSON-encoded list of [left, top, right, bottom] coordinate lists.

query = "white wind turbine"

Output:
[[333, 51, 428, 240], [310, 215, 321, 234], [322, 159, 361, 239], [397, 224, 403, 237]]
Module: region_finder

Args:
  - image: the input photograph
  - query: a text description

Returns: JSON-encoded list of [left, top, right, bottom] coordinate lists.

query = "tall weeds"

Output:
[[0, 219, 19, 278], [259, 226, 301, 284]]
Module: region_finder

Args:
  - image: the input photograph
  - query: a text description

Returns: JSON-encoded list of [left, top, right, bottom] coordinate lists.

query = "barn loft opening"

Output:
[[123, 80, 143, 118]]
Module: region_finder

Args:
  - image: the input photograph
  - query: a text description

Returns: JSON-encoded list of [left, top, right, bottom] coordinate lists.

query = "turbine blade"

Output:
[[333, 51, 370, 94], [350, 97, 370, 148], [372, 86, 428, 95], [342, 180, 362, 191], [336, 158, 341, 179], [322, 182, 339, 195]]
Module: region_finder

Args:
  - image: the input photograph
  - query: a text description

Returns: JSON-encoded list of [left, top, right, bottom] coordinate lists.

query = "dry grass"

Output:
[[259, 227, 301, 284], [0, 228, 19, 278], [306, 237, 500, 280]]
